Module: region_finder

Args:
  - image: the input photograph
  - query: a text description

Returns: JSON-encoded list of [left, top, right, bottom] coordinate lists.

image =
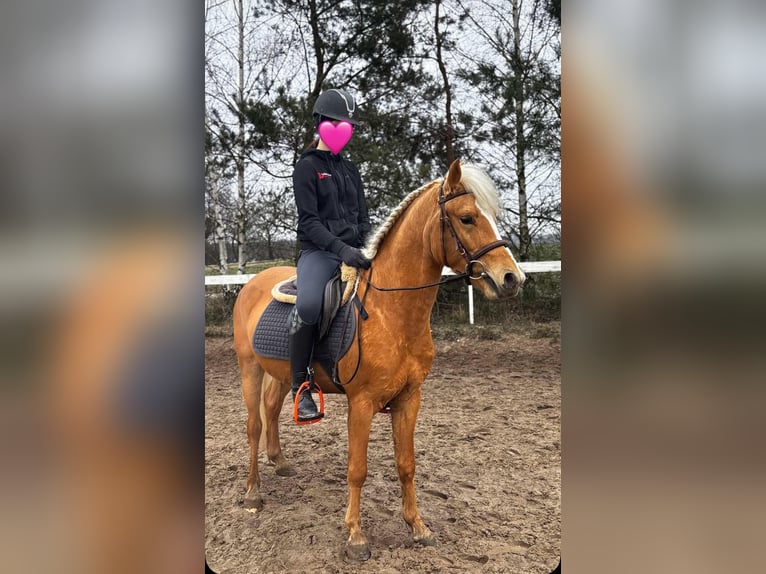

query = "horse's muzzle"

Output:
[[498, 270, 525, 298], [503, 272, 517, 291], [481, 270, 524, 299]]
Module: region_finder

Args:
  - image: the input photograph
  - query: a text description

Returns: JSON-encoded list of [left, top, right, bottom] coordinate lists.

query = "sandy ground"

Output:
[[205, 323, 560, 573]]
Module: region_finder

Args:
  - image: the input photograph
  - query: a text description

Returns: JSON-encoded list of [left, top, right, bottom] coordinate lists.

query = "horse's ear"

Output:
[[445, 159, 462, 193]]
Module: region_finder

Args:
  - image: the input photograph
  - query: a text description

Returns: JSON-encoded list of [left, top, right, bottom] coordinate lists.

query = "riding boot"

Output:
[[288, 316, 323, 423]]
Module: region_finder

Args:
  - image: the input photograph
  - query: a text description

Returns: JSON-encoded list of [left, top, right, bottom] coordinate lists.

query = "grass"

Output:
[[430, 323, 506, 341], [529, 322, 561, 340], [205, 324, 232, 338]]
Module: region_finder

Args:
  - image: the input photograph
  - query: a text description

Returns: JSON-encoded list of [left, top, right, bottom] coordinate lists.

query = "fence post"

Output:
[[468, 284, 474, 325]]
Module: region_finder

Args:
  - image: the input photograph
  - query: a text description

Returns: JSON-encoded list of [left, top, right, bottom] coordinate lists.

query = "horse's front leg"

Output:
[[344, 399, 375, 561], [391, 386, 436, 545]]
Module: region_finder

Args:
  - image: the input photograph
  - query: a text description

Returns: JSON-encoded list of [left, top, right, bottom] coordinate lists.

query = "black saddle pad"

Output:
[[252, 299, 357, 365]]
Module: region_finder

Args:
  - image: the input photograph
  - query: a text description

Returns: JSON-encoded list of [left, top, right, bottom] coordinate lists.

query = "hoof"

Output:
[[344, 542, 371, 562], [275, 465, 297, 477], [414, 534, 437, 547], [243, 493, 263, 511]]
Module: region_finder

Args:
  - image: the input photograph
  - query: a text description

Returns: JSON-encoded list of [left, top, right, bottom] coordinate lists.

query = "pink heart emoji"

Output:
[[318, 121, 353, 154]]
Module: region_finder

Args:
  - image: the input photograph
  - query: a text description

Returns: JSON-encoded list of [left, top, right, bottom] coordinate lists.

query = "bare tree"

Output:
[[458, 0, 560, 260], [206, 163, 230, 273], [434, 0, 456, 166], [205, 2, 230, 273], [206, 0, 289, 273]]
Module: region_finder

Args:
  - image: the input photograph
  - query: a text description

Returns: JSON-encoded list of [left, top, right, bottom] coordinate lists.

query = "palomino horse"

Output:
[[232, 160, 525, 561]]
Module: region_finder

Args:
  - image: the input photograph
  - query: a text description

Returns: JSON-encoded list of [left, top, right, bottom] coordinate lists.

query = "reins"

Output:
[[363, 266, 468, 292]]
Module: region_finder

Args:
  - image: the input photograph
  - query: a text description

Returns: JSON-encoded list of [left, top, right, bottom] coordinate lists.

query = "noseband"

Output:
[[438, 180, 509, 281]]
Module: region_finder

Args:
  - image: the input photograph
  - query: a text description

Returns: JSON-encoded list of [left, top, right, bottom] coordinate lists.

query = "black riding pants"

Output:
[[295, 248, 342, 326]]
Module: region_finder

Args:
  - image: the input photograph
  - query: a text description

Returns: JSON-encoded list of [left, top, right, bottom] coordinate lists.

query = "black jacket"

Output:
[[292, 148, 371, 254]]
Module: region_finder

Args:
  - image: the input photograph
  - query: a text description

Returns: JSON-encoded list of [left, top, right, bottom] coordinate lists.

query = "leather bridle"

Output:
[[437, 179, 510, 281]]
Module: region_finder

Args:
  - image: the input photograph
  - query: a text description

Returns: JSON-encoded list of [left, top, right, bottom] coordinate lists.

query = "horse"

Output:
[[232, 159, 526, 561]]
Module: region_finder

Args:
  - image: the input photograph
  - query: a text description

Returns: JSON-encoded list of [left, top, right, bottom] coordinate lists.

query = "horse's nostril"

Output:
[[503, 272, 517, 290]]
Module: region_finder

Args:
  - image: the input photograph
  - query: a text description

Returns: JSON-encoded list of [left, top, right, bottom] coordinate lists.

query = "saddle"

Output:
[[270, 263, 358, 339], [252, 264, 361, 388]]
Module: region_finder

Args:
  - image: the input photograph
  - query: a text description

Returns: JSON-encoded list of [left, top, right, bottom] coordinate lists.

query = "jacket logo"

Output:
[[317, 171, 332, 179]]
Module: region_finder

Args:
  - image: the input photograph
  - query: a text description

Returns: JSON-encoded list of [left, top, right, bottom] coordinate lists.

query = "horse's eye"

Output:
[[460, 215, 475, 225]]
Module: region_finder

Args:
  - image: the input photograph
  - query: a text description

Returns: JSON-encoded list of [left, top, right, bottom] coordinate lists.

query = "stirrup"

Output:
[[293, 380, 325, 425]]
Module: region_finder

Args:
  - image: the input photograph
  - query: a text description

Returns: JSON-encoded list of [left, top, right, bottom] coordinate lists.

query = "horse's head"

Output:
[[436, 160, 526, 299]]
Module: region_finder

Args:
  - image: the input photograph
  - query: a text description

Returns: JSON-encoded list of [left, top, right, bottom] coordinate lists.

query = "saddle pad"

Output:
[[252, 299, 357, 364]]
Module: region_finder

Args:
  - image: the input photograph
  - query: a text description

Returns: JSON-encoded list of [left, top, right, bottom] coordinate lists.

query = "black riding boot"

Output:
[[288, 317, 322, 423]]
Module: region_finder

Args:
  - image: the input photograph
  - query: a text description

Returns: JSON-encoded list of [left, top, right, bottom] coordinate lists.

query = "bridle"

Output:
[[364, 179, 509, 292], [437, 179, 510, 282]]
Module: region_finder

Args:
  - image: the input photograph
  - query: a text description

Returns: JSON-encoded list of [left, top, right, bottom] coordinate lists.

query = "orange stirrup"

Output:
[[292, 380, 325, 425]]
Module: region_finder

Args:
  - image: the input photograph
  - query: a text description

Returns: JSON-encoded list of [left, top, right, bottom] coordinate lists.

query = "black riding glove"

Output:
[[338, 245, 372, 269]]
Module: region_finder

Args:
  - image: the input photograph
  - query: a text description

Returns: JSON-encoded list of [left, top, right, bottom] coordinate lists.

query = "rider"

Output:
[[290, 88, 372, 423]]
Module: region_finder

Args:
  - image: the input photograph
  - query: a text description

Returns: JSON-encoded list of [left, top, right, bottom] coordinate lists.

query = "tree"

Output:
[[204, 0, 561, 263], [459, 0, 560, 260], [546, 0, 561, 26], [409, 0, 476, 174], [206, 0, 286, 273], [204, 2, 234, 273], [248, 184, 296, 260], [244, 0, 439, 221], [205, 123, 231, 273], [434, 0, 457, 166]]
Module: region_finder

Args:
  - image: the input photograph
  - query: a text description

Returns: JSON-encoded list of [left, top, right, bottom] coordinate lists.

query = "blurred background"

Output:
[[564, 0, 766, 572], [0, 0, 764, 572], [0, 1, 202, 573]]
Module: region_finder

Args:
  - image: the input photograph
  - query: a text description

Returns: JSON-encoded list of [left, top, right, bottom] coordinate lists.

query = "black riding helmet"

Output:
[[312, 88, 360, 127]]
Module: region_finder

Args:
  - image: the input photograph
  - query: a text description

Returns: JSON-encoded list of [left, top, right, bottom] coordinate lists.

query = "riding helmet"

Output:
[[312, 88, 360, 125]]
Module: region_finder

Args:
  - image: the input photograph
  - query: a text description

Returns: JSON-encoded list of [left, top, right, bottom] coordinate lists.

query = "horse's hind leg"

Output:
[[240, 356, 265, 510], [262, 374, 295, 477], [391, 386, 436, 545]]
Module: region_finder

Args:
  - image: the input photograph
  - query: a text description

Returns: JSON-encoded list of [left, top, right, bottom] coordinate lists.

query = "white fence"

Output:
[[205, 260, 560, 325]]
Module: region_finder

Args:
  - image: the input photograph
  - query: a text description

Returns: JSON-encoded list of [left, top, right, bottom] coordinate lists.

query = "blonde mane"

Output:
[[363, 181, 434, 258], [459, 163, 501, 218], [363, 163, 501, 258]]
